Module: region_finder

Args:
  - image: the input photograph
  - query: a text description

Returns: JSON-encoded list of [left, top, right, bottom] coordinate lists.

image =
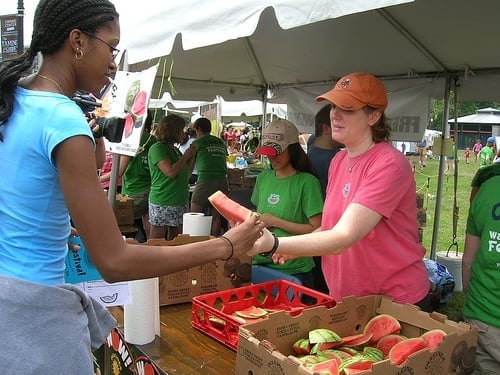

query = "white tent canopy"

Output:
[[115, 0, 500, 256], [118, 0, 500, 124], [149, 92, 287, 121]]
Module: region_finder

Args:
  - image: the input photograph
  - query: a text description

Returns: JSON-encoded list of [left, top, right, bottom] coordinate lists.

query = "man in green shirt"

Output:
[[479, 136, 496, 167], [462, 175, 500, 373], [191, 117, 229, 235]]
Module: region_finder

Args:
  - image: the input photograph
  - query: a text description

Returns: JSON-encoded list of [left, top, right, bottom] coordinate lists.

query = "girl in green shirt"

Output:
[[148, 115, 197, 240]]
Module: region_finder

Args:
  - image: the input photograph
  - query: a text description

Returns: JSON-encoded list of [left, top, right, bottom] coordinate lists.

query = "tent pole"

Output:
[[107, 50, 128, 207], [430, 75, 452, 260]]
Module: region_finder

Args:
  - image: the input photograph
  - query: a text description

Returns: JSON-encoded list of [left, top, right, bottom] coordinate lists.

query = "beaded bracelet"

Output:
[[260, 233, 279, 258], [219, 235, 234, 261]]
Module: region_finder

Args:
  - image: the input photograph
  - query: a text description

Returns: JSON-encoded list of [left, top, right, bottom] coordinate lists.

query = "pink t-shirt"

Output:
[[322, 142, 429, 304]]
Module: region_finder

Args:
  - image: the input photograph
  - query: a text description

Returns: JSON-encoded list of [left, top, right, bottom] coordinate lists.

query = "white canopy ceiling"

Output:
[[119, 0, 500, 98], [115, 0, 500, 136]]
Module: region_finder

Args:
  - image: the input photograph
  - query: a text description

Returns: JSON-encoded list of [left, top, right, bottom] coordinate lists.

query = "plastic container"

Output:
[[436, 251, 463, 292], [192, 280, 335, 351]]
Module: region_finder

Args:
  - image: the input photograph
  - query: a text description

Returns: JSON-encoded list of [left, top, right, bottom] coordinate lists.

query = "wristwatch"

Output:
[[260, 233, 279, 258]]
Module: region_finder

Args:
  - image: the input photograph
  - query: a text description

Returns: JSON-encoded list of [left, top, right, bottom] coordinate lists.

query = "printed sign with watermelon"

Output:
[[101, 64, 158, 156]]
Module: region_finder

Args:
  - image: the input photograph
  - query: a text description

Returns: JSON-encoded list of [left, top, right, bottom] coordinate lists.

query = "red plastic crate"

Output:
[[191, 280, 335, 351]]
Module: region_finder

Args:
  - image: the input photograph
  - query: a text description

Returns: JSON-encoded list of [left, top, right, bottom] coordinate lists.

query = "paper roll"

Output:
[[124, 277, 159, 345], [182, 212, 212, 236]]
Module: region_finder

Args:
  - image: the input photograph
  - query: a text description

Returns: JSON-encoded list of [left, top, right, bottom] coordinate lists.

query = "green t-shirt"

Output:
[[251, 170, 323, 274], [463, 175, 500, 327], [148, 142, 189, 206], [479, 146, 494, 167], [121, 132, 157, 196], [193, 135, 228, 183]]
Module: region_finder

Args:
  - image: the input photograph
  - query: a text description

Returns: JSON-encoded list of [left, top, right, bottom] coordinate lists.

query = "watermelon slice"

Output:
[[208, 190, 253, 223], [310, 358, 340, 375], [420, 329, 446, 350], [341, 333, 373, 348], [363, 314, 401, 344], [123, 113, 134, 139], [131, 90, 147, 117], [388, 337, 428, 365], [376, 334, 407, 358], [234, 306, 269, 319]]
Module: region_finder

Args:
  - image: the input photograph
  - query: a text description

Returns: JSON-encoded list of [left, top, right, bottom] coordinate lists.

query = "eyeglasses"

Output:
[[82, 30, 120, 60]]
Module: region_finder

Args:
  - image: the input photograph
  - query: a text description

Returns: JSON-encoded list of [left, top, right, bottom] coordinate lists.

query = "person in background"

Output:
[[99, 150, 122, 192], [223, 125, 237, 149], [445, 137, 456, 176], [479, 136, 496, 167], [0, 1, 263, 372], [473, 139, 483, 163], [239, 127, 251, 152], [252, 73, 431, 310], [469, 158, 500, 203], [148, 115, 197, 240], [118, 111, 157, 242], [462, 175, 500, 374], [463, 147, 471, 164], [308, 104, 344, 198], [417, 139, 427, 168], [251, 119, 323, 291], [307, 104, 343, 293], [245, 136, 260, 154], [191, 117, 229, 235], [177, 126, 198, 185]]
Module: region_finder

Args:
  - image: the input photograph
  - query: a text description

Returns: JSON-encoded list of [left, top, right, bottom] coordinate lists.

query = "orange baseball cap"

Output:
[[316, 72, 388, 110]]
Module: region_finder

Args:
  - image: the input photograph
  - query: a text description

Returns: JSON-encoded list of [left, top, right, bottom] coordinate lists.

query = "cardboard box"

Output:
[[145, 235, 252, 306], [114, 194, 135, 226], [236, 295, 477, 375]]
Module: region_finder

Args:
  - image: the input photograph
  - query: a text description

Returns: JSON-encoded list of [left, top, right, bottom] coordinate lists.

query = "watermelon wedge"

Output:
[[208, 190, 253, 223], [388, 337, 428, 365], [420, 329, 446, 350], [234, 306, 269, 319]]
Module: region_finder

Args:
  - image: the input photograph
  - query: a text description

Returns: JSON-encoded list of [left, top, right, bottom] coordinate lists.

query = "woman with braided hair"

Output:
[[0, 1, 263, 373]]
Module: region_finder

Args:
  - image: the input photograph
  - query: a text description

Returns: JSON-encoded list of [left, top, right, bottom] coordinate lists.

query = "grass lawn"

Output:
[[412, 153, 481, 322]]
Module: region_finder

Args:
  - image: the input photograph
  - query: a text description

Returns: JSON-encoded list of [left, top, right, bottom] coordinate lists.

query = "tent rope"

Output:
[[447, 78, 460, 256]]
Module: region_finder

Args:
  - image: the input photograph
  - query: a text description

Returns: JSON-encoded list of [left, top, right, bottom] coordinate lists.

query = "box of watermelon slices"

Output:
[[236, 295, 477, 375], [192, 280, 335, 351]]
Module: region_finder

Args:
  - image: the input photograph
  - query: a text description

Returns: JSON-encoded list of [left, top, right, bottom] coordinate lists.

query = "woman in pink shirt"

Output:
[[254, 72, 431, 310]]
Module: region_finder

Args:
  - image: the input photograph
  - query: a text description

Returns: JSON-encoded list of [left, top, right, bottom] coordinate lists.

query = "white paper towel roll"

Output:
[[124, 277, 159, 345], [182, 212, 212, 236]]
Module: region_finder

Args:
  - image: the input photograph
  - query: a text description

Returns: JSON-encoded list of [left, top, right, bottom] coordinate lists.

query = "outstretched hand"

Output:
[[222, 213, 265, 258], [247, 227, 274, 257]]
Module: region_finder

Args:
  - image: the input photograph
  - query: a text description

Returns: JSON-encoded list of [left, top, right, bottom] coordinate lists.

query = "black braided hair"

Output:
[[0, 0, 119, 141]]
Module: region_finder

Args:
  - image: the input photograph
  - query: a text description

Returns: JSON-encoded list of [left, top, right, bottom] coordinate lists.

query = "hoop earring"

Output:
[[75, 48, 84, 60]]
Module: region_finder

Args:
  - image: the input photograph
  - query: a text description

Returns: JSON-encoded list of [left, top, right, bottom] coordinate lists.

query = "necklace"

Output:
[[347, 143, 375, 172], [35, 73, 64, 94]]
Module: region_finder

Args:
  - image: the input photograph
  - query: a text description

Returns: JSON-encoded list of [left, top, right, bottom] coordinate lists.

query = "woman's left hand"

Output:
[[247, 228, 274, 256]]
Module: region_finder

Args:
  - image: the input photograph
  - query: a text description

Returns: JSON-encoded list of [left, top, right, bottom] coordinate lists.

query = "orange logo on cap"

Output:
[[338, 78, 351, 89]]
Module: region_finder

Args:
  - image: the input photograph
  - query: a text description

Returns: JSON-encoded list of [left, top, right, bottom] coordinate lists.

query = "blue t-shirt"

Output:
[[0, 87, 93, 285]]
